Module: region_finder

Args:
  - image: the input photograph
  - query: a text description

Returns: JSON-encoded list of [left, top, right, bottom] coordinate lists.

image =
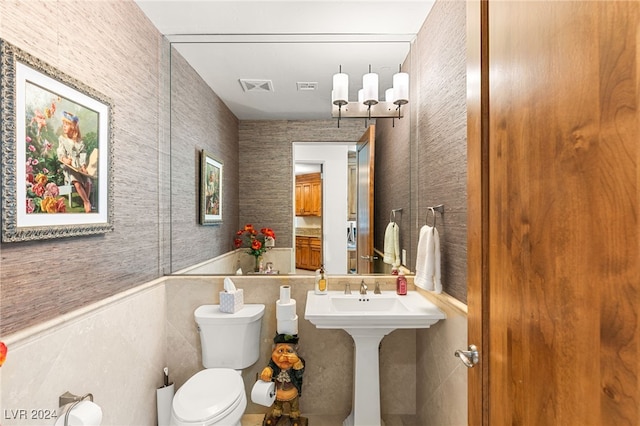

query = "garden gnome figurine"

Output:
[[261, 333, 306, 426]]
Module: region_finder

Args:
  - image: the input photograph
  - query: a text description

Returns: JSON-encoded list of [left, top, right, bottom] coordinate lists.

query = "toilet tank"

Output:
[[194, 304, 265, 369]]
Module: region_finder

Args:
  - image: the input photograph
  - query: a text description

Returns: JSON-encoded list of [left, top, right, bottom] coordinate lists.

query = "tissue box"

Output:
[[219, 289, 244, 313]]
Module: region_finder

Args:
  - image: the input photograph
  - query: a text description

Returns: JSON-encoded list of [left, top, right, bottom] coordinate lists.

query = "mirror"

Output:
[[168, 47, 413, 276]]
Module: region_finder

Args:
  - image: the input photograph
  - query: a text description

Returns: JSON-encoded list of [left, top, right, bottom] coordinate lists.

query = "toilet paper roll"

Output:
[[279, 285, 291, 304], [277, 315, 299, 335], [251, 380, 276, 407], [55, 401, 102, 426], [276, 299, 297, 320]]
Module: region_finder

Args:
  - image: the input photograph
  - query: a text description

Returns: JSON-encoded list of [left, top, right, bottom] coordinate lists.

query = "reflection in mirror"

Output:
[[173, 123, 413, 276], [169, 53, 413, 277]]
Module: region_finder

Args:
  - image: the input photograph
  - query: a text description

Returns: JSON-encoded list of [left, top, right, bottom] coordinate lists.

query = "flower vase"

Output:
[[254, 256, 262, 273]]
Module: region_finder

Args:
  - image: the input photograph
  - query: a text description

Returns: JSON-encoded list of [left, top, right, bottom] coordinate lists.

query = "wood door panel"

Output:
[[310, 237, 322, 270], [357, 125, 375, 274], [477, 1, 640, 425]]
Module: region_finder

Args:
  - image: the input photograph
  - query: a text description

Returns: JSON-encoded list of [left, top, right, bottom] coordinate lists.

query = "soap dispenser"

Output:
[[315, 264, 328, 295], [396, 270, 407, 295]]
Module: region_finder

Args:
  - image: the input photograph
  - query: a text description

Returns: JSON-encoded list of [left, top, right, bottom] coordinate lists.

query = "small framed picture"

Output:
[[200, 150, 223, 225]]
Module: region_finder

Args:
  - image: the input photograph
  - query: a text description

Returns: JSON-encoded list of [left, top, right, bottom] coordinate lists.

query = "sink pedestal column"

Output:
[[343, 328, 394, 426]]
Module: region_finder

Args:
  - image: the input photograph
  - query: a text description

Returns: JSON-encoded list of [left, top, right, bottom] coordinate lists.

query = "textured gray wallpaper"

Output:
[[414, 0, 468, 303], [0, 1, 167, 335], [373, 1, 467, 303], [169, 49, 240, 273]]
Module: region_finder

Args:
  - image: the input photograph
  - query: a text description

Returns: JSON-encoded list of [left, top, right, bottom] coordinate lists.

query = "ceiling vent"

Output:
[[297, 82, 318, 91], [239, 79, 274, 92]]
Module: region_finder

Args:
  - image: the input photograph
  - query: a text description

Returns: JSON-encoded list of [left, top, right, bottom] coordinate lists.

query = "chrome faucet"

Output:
[[359, 280, 368, 295]]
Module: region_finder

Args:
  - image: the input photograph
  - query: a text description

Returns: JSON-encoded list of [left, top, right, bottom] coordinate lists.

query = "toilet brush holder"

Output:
[[156, 383, 174, 426]]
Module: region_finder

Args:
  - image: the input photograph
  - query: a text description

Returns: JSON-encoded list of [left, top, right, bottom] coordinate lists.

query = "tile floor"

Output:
[[241, 414, 417, 426]]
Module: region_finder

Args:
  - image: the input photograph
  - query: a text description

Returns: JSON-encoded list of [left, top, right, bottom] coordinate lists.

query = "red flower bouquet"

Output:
[[234, 224, 276, 260]]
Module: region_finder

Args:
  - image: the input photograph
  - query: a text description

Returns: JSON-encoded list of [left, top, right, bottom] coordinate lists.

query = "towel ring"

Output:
[[389, 208, 403, 223], [427, 207, 437, 228]]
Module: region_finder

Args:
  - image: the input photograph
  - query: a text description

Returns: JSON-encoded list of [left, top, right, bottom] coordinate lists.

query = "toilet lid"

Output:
[[173, 369, 244, 423]]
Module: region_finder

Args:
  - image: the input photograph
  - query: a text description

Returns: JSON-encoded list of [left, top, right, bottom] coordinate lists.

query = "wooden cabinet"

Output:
[[295, 236, 322, 270], [296, 236, 311, 270], [310, 238, 322, 270], [295, 173, 322, 216]]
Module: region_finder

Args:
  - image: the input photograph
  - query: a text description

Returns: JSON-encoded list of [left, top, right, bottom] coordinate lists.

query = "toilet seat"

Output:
[[172, 368, 244, 424]]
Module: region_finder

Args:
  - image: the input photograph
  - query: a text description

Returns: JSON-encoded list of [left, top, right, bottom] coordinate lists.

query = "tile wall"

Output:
[[0, 281, 167, 426], [0, 275, 466, 425]]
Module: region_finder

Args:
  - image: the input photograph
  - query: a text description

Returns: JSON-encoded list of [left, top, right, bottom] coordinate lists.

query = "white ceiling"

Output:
[[135, 0, 435, 120]]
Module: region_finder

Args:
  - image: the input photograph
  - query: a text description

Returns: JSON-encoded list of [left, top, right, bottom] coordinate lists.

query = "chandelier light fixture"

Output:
[[331, 65, 409, 127]]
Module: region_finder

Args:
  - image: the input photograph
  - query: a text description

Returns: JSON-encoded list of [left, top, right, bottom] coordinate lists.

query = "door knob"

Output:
[[454, 344, 479, 368]]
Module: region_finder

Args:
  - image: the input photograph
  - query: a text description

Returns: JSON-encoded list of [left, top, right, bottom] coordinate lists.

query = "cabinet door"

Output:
[[310, 238, 322, 270], [310, 180, 322, 216], [295, 173, 322, 217], [295, 236, 304, 267], [302, 182, 313, 215], [297, 236, 311, 269], [295, 184, 303, 215]]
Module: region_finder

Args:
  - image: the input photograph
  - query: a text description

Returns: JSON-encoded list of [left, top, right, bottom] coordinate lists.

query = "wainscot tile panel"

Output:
[[0, 280, 167, 426]]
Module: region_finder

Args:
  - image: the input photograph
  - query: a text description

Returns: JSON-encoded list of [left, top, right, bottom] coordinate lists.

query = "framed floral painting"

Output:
[[0, 40, 114, 242], [200, 150, 223, 225]]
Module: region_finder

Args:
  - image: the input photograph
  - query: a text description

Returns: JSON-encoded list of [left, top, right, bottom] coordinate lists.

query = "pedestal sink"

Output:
[[304, 290, 445, 426]]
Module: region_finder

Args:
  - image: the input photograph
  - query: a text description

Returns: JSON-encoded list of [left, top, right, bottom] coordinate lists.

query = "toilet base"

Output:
[[262, 414, 308, 426]]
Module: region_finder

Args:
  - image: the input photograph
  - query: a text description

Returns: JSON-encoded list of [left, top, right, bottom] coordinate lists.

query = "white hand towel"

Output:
[[414, 225, 442, 293], [383, 222, 400, 266], [431, 227, 442, 293], [414, 225, 433, 290]]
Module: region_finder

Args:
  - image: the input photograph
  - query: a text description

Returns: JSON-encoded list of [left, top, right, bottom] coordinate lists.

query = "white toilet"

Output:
[[170, 304, 265, 426]]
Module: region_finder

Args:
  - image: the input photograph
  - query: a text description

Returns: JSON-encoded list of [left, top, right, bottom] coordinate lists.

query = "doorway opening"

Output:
[[294, 162, 323, 273], [293, 143, 352, 274]]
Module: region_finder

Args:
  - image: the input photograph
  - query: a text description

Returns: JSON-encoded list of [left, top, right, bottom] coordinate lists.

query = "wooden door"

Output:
[[356, 125, 375, 274], [348, 151, 357, 220], [468, 1, 640, 424], [466, 1, 485, 423]]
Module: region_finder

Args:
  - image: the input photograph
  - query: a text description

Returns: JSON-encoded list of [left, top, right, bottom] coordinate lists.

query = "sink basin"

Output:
[[330, 294, 408, 312], [304, 290, 445, 426], [305, 290, 445, 329]]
